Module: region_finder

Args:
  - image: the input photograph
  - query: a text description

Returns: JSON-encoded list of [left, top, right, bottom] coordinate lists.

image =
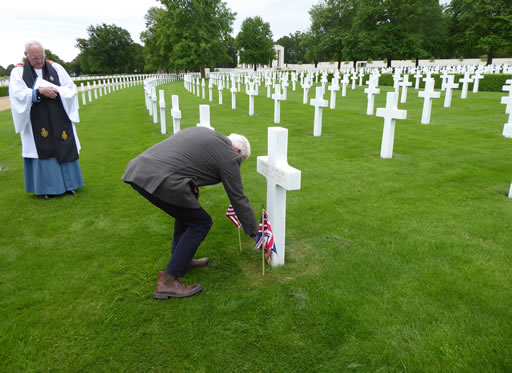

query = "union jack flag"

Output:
[[226, 204, 242, 228], [256, 209, 277, 263]]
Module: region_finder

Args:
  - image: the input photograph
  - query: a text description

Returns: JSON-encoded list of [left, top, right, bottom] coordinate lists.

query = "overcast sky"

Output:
[[1, 0, 450, 69], [1, 0, 320, 68]]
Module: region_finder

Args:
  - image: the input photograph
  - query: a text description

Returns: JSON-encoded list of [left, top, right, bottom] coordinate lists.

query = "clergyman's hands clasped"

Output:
[[39, 86, 59, 99]]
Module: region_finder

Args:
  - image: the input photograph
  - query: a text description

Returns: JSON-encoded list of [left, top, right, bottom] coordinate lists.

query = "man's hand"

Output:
[[39, 86, 59, 99], [193, 187, 200, 199]]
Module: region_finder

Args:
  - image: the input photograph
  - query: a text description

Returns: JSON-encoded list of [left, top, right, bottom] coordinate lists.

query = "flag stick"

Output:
[[261, 205, 265, 276], [238, 227, 241, 251]]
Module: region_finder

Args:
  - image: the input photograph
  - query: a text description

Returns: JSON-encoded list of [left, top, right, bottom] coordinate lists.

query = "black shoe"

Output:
[[44, 194, 54, 200], [66, 190, 76, 196]]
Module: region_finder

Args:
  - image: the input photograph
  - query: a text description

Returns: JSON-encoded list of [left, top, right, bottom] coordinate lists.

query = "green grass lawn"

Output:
[[1, 78, 511, 372]]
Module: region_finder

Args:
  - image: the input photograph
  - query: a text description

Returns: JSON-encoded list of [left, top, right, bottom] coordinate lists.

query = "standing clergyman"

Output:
[[122, 127, 259, 299], [9, 40, 83, 199]]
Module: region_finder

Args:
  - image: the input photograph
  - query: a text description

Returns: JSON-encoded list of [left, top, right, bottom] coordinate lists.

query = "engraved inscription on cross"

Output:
[[257, 127, 302, 266]]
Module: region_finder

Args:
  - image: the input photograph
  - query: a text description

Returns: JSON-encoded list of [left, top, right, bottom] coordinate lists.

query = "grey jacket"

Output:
[[122, 127, 258, 237]]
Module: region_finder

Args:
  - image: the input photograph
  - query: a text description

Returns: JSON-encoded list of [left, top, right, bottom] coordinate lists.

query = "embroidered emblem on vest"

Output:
[[41, 128, 48, 138], [50, 76, 54, 81], [61, 131, 68, 141]]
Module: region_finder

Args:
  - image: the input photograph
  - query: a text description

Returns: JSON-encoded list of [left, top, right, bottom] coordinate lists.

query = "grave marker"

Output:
[[196, 105, 214, 130], [418, 78, 441, 124], [272, 84, 285, 124], [310, 87, 329, 137], [171, 95, 181, 134], [443, 75, 459, 108], [364, 79, 380, 115], [328, 82, 340, 109], [459, 72, 473, 99], [247, 83, 257, 116], [399, 74, 412, 103], [159, 89, 166, 135], [376, 91, 407, 159], [256, 127, 302, 267]]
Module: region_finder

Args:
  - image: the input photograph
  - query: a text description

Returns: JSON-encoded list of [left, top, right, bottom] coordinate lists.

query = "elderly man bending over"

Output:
[[122, 127, 258, 299]]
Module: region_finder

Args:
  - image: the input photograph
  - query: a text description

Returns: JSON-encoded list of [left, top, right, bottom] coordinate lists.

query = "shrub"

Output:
[[0, 86, 8, 97], [478, 74, 512, 92]]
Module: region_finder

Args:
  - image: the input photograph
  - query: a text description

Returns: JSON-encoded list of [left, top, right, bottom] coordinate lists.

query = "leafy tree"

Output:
[[156, 0, 235, 77], [309, 0, 357, 69], [67, 56, 83, 76], [44, 49, 66, 66], [447, 0, 512, 64], [301, 30, 326, 68], [76, 24, 141, 74], [345, 0, 445, 67], [215, 35, 237, 68], [0, 65, 7, 77], [276, 31, 307, 64], [235, 16, 275, 71], [140, 6, 173, 72]]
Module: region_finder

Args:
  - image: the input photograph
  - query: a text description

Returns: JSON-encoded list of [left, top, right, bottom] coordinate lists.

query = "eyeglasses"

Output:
[[29, 56, 45, 61]]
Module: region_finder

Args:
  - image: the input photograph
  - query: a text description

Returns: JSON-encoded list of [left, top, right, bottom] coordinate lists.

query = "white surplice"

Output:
[[9, 62, 81, 159]]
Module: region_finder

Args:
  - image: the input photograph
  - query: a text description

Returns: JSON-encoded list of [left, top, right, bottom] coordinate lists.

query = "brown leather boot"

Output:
[[188, 257, 210, 269], [153, 271, 203, 299]]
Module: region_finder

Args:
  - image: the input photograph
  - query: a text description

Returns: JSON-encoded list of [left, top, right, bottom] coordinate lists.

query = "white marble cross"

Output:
[[376, 91, 407, 159], [341, 74, 349, 96], [93, 81, 98, 99], [171, 95, 181, 134], [358, 71, 365, 86], [351, 73, 357, 89], [440, 70, 450, 91], [364, 79, 380, 115], [328, 82, 340, 109], [103, 80, 107, 95], [218, 82, 224, 105], [196, 104, 214, 130], [98, 81, 103, 97], [208, 80, 213, 102], [418, 78, 441, 124], [443, 75, 459, 108], [508, 182, 512, 198], [399, 74, 412, 103], [247, 83, 257, 116], [80, 83, 86, 106], [87, 82, 92, 102], [302, 80, 311, 105], [159, 89, 167, 135], [472, 71, 484, 93], [272, 84, 285, 124], [282, 80, 289, 100], [414, 71, 423, 90], [501, 92, 512, 138], [256, 126, 301, 267], [310, 87, 329, 137], [231, 85, 237, 110], [202, 79, 206, 99], [152, 88, 158, 124], [459, 72, 473, 99]]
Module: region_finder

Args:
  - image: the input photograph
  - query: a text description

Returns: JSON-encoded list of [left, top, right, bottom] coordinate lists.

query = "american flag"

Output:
[[226, 204, 242, 228], [256, 209, 277, 262]]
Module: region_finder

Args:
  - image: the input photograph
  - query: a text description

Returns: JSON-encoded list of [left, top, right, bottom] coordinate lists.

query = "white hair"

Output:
[[25, 40, 44, 54], [228, 133, 251, 160]]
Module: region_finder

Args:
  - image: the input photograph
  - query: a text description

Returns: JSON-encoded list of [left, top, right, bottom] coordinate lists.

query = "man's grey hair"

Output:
[[25, 40, 44, 54], [228, 133, 251, 160]]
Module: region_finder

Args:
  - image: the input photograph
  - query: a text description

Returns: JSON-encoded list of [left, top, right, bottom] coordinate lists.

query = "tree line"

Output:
[[1, 0, 511, 77]]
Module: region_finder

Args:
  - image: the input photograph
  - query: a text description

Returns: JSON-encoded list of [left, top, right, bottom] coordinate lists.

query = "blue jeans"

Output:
[[129, 183, 212, 277]]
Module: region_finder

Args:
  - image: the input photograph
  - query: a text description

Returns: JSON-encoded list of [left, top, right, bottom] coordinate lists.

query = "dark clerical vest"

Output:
[[22, 61, 78, 162]]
